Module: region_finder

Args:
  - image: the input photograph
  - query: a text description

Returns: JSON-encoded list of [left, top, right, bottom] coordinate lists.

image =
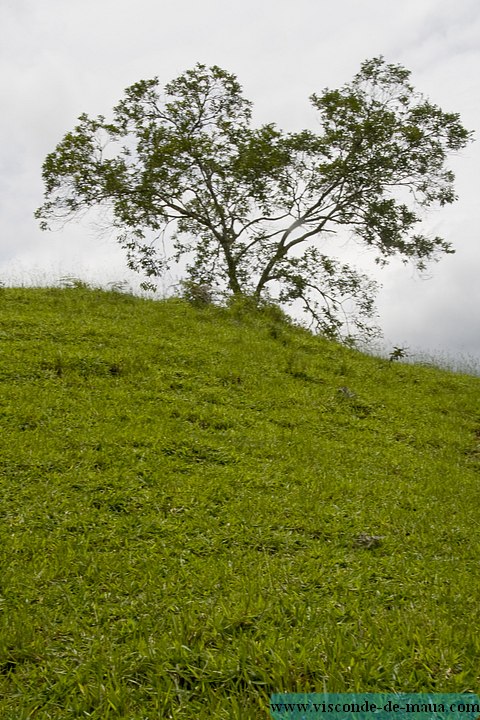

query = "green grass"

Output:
[[1, 285, 480, 719]]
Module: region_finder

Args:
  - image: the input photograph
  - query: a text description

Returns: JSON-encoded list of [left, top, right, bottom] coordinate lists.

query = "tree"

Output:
[[36, 57, 472, 341]]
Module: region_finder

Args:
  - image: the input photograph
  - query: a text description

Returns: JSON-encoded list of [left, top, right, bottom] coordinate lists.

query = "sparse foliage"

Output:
[[36, 58, 472, 341], [389, 346, 409, 362]]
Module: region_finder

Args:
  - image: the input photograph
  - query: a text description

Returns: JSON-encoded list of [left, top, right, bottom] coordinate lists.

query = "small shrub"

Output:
[[180, 280, 214, 306], [389, 346, 409, 362], [226, 293, 292, 326]]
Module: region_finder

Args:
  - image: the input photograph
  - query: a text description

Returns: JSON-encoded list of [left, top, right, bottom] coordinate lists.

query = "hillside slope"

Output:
[[1, 286, 480, 719]]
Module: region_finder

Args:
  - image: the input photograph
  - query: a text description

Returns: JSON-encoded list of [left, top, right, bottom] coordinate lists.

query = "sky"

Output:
[[1, 0, 479, 362]]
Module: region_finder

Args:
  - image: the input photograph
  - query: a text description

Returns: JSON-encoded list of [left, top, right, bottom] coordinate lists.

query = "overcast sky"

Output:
[[1, 0, 479, 362]]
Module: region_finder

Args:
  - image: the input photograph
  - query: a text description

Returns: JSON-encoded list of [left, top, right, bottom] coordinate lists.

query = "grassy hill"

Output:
[[1, 285, 480, 719]]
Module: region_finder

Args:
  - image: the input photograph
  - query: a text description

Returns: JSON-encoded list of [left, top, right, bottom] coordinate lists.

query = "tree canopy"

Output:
[[36, 57, 473, 341]]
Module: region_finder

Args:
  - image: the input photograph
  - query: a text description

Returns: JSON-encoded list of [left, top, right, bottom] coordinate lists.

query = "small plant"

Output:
[[58, 276, 91, 289], [226, 293, 292, 326], [389, 345, 409, 362], [180, 280, 214, 306]]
